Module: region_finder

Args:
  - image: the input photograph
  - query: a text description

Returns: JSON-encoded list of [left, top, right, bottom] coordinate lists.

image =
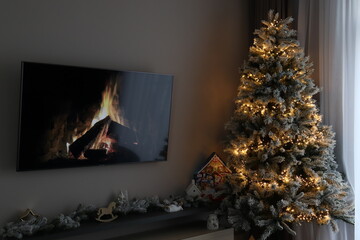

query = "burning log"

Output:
[[69, 115, 138, 160], [69, 116, 112, 159]]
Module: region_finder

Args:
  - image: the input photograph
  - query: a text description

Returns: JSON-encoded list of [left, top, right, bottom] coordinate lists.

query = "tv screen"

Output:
[[17, 62, 173, 171]]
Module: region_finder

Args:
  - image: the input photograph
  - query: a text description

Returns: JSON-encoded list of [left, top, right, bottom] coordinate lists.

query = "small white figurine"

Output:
[[186, 179, 202, 198], [207, 213, 219, 230], [164, 204, 183, 213]]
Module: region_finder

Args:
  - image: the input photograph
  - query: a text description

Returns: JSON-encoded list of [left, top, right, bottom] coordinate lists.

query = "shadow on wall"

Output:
[[182, 0, 249, 180]]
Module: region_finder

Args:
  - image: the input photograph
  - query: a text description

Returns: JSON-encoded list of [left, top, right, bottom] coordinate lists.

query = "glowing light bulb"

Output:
[[241, 149, 248, 154], [233, 149, 239, 156]]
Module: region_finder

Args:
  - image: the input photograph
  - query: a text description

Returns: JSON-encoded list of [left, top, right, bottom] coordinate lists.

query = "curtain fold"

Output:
[[295, 0, 357, 239], [354, 0, 360, 239]]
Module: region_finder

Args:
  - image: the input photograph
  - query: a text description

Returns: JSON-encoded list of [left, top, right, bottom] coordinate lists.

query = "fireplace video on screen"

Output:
[[17, 62, 173, 171]]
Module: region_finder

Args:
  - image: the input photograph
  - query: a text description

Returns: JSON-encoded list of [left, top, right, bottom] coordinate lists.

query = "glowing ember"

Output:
[[90, 117, 111, 151]]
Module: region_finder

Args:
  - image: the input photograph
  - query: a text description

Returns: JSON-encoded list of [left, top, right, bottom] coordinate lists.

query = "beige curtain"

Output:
[[295, 0, 356, 239]]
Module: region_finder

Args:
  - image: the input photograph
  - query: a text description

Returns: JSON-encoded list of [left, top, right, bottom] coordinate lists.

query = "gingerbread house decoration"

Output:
[[195, 153, 232, 190]]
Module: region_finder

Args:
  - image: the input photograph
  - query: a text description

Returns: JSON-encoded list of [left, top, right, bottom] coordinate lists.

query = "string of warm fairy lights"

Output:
[[231, 131, 323, 156], [285, 207, 331, 224], [231, 91, 324, 153], [224, 11, 353, 238], [231, 161, 328, 223], [224, 12, 346, 228]]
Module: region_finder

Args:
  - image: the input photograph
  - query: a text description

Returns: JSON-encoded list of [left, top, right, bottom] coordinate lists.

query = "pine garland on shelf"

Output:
[[0, 192, 199, 239]]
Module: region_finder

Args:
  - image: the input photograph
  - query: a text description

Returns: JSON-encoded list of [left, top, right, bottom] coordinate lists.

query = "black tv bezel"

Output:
[[17, 61, 174, 171]]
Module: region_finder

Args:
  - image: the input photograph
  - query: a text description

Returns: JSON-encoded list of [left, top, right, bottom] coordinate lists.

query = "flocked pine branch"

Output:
[[221, 10, 354, 240]]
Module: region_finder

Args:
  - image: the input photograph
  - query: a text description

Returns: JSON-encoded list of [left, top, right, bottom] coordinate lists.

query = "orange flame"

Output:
[[67, 78, 125, 156], [91, 80, 122, 126]]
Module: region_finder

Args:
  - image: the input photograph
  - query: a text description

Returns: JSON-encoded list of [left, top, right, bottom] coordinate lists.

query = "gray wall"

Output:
[[0, 0, 249, 225]]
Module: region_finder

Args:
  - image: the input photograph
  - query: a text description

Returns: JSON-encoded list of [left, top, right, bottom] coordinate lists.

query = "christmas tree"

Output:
[[221, 10, 354, 240]]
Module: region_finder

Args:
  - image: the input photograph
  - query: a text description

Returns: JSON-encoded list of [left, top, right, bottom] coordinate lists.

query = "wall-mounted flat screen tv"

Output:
[[17, 62, 173, 171]]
